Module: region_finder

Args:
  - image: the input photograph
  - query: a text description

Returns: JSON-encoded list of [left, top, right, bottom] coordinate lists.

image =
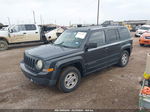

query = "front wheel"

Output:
[[57, 67, 81, 93], [0, 40, 8, 51], [140, 44, 144, 47], [118, 50, 129, 67]]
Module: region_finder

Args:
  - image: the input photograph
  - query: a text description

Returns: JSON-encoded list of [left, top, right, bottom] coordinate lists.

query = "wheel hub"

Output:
[[64, 72, 78, 89], [0, 43, 5, 48], [122, 53, 128, 65]]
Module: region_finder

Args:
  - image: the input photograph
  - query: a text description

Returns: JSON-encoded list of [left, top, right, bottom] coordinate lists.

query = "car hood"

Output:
[[45, 28, 64, 38], [26, 44, 79, 60], [0, 30, 8, 37], [137, 29, 147, 33], [45, 30, 57, 38]]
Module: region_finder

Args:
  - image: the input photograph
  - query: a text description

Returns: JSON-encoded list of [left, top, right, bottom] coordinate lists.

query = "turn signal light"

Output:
[[47, 68, 55, 72]]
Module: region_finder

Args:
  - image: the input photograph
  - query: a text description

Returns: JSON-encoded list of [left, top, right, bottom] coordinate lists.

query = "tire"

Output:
[[140, 44, 144, 47], [118, 50, 129, 67], [135, 34, 138, 37], [0, 40, 8, 51], [57, 66, 81, 93]]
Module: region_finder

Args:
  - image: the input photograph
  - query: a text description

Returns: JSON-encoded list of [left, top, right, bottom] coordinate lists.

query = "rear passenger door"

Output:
[[118, 27, 132, 46], [24, 24, 40, 42], [104, 29, 121, 65], [84, 30, 108, 74]]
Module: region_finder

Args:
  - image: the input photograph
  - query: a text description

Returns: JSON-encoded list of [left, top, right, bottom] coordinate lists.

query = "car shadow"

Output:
[[143, 45, 150, 47]]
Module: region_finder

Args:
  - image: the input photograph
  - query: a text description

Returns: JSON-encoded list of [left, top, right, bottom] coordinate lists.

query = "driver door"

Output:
[[84, 30, 107, 74], [9, 25, 26, 43]]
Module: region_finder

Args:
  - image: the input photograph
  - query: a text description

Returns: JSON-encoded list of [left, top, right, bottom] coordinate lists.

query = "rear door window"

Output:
[[105, 29, 118, 43], [25, 24, 36, 31], [118, 28, 130, 40], [88, 30, 105, 47]]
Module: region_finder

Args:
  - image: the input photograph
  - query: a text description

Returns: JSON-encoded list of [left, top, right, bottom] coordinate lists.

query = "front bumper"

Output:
[[20, 62, 57, 86], [139, 39, 150, 45]]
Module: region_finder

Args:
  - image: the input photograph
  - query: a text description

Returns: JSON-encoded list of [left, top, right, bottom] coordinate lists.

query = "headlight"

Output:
[[35, 60, 43, 70]]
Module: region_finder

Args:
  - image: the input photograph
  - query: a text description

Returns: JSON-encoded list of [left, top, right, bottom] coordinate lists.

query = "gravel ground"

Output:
[[0, 33, 150, 109]]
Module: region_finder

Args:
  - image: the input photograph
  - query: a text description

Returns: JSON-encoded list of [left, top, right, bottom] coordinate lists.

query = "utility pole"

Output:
[[7, 17, 11, 26], [55, 20, 56, 25], [33, 11, 36, 24], [40, 15, 43, 25], [97, 0, 100, 25], [69, 21, 71, 26]]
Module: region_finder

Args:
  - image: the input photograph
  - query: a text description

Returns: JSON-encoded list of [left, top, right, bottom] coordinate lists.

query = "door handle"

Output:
[[23, 33, 26, 34], [35, 32, 38, 34]]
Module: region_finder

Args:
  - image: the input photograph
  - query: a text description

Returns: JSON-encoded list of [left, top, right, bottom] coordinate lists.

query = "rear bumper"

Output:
[[20, 62, 57, 86]]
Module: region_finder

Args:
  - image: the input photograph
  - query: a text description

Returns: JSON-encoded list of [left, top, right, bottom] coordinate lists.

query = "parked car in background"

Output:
[[124, 24, 133, 31], [20, 26, 132, 93], [0, 24, 48, 51], [41, 26, 57, 33], [135, 25, 150, 37], [45, 27, 66, 42], [139, 33, 150, 46]]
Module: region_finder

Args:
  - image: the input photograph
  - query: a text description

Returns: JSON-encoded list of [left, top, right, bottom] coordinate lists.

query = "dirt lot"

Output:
[[0, 33, 150, 109]]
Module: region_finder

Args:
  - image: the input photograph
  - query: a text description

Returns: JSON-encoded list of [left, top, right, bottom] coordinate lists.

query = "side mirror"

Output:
[[9, 29, 13, 33], [86, 43, 97, 49]]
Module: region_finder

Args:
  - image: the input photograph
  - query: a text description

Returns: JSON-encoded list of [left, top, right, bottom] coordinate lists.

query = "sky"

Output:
[[0, 0, 150, 26]]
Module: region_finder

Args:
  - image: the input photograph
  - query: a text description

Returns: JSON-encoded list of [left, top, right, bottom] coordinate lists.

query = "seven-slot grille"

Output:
[[24, 54, 36, 71]]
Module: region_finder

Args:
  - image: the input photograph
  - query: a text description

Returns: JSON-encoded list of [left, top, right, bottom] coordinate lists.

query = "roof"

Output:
[[69, 25, 126, 31], [142, 25, 150, 27]]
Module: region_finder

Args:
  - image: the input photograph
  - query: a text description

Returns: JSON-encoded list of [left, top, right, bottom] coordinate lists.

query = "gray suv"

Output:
[[20, 26, 133, 93]]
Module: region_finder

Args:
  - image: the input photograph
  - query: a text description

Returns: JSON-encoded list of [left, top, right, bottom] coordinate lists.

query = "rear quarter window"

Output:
[[105, 29, 119, 43], [25, 24, 36, 31], [118, 28, 130, 40]]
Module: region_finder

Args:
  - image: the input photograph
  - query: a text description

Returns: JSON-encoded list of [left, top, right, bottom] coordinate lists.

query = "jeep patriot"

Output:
[[20, 26, 132, 93]]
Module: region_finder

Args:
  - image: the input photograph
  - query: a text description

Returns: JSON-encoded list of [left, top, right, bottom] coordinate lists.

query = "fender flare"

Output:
[[121, 43, 132, 55], [0, 37, 9, 44], [51, 56, 85, 81], [121, 43, 132, 51]]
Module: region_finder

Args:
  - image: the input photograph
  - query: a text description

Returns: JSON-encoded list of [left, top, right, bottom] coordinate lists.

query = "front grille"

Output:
[[145, 37, 150, 39], [24, 54, 36, 71]]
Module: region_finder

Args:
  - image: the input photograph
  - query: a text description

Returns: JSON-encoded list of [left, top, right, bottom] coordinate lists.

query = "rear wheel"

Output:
[[0, 40, 8, 51], [118, 50, 129, 67], [57, 66, 81, 93]]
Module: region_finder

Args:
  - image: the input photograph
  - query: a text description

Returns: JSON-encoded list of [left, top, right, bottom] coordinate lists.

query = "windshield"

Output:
[[140, 27, 150, 30], [54, 30, 87, 48]]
